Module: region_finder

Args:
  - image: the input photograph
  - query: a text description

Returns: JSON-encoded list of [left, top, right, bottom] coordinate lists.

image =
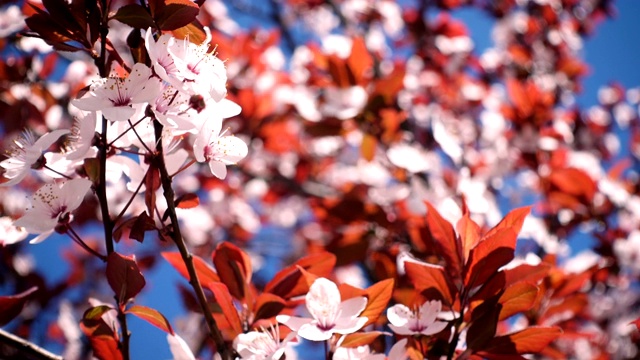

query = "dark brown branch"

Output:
[[0, 328, 63, 360]]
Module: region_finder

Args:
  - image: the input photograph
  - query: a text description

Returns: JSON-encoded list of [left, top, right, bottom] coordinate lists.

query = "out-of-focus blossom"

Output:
[[277, 277, 368, 341], [0, 5, 25, 37], [0, 129, 69, 186], [13, 178, 92, 244], [387, 300, 448, 336], [167, 333, 196, 360], [72, 63, 162, 122], [0, 216, 28, 246], [233, 324, 297, 360]]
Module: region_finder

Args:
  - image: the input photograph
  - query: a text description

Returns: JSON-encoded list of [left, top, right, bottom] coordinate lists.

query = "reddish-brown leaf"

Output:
[[465, 228, 517, 289], [106, 252, 146, 305], [483, 206, 531, 240], [264, 252, 336, 299], [144, 165, 160, 219], [340, 279, 394, 327], [629, 317, 640, 330], [0, 287, 38, 326], [175, 193, 200, 209], [478, 326, 562, 355], [212, 242, 252, 302], [125, 305, 174, 335], [457, 213, 481, 263], [339, 331, 386, 348], [171, 20, 206, 44], [161, 252, 220, 286], [548, 168, 596, 201], [207, 282, 242, 337], [155, 0, 200, 31], [112, 4, 156, 29], [404, 261, 456, 306], [130, 212, 156, 242], [425, 202, 462, 276], [498, 283, 538, 321], [252, 292, 286, 323], [80, 309, 123, 360]]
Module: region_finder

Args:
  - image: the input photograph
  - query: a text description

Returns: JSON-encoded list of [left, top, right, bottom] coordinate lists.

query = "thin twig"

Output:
[[152, 119, 230, 359], [0, 328, 63, 360]]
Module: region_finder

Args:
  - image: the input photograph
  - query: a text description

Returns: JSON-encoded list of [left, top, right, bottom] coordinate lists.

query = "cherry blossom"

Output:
[[233, 324, 297, 360], [276, 277, 368, 341], [386, 300, 448, 336], [72, 63, 162, 122], [0, 216, 28, 246], [167, 333, 195, 360], [192, 118, 248, 179], [13, 178, 92, 244], [0, 129, 69, 186]]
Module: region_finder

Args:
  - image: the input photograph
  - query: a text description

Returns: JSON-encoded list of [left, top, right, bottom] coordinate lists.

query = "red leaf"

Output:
[[483, 206, 531, 240], [404, 261, 456, 306], [125, 305, 174, 335], [175, 193, 200, 209], [340, 279, 394, 327], [478, 327, 562, 356], [130, 212, 156, 242], [207, 282, 242, 337], [111, 4, 156, 29], [465, 228, 518, 289], [425, 202, 462, 276], [457, 213, 481, 263], [629, 317, 640, 330], [161, 252, 220, 287], [264, 252, 336, 300], [80, 308, 123, 360], [252, 293, 286, 323], [155, 0, 200, 31], [0, 287, 38, 326], [339, 331, 386, 348], [144, 165, 160, 219], [498, 283, 538, 321], [548, 168, 596, 201], [106, 252, 146, 305], [212, 242, 252, 302]]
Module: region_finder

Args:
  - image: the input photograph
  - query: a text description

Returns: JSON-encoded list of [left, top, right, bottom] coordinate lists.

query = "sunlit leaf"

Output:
[[212, 242, 252, 302], [161, 252, 220, 286], [404, 261, 456, 306], [425, 202, 462, 277], [125, 305, 174, 335], [106, 252, 146, 305]]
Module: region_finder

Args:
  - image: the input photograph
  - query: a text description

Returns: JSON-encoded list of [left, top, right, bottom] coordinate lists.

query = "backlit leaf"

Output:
[[161, 252, 220, 286], [212, 242, 252, 302], [125, 305, 174, 335], [405, 261, 456, 306], [425, 202, 462, 277], [106, 252, 146, 305]]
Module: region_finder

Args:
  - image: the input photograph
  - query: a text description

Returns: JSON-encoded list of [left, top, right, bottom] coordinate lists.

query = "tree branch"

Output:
[[0, 329, 62, 360]]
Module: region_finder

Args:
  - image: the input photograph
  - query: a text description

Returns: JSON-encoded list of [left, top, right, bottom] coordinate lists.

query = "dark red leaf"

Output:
[[212, 242, 252, 302], [465, 228, 517, 289], [252, 293, 286, 323], [155, 0, 200, 31], [106, 252, 146, 305], [175, 193, 200, 209], [112, 4, 156, 29], [478, 326, 562, 355], [161, 252, 220, 286], [125, 305, 174, 335], [130, 212, 156, 242], [0, 287, 38, 326]]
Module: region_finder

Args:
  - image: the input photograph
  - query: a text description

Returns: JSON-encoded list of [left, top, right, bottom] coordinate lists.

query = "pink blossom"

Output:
[[386, 300, 448, 336], [277, 277, 368, 341]]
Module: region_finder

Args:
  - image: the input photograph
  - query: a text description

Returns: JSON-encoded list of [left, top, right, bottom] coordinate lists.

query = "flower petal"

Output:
[[276, 315, 312, 332], [297, 323, 333, 341]]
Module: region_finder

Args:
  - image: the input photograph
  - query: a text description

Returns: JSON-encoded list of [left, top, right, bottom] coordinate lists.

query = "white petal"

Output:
[[388, 323, 414, 336], [420, 320, 448, 336], [29, 230, 54, 244], [337, 296, 367, 318], [208, 160, 227, 179], [386, 304, 411, 327], [332, 316, 368, 335], [297, 323, 333, 341], [167, 334, 196, 360], [60, 178, 93, 211], [418, 300, 441, 327], [217, 136, 248, 164], [276, 315, 313, 332], [388, 338, 409, 360]]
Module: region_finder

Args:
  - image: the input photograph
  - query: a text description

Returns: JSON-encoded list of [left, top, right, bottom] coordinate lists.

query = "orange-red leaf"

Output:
[[483, 206, 531, 240], [340, 279, 394, 327], [207, 282, 242, 337], [339, 331, 386, 348], [175, 193, 199, 209], [498, 283, 538, 321], [479, 326, 562, 355], [125, 305, 174, 335], [161, 252, 220, 287], [425, 202, 462, 276], [212, 242, 252, 302], [264, 252, 336, 300], [457, 214, 481, 263], [404, 261, 456, 306], [253, 292, 286, 323]]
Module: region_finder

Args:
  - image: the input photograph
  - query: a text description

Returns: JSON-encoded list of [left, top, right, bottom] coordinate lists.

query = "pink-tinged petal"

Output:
[[14, 210, 56, 233], [388, 323, 414, 336], [306, 278, 341, 321], [208, 160, 227, 179], [388, 338, 409, 360], [28, 230, 54, 244], [419, 300, 441, 326], [101, 105, 136, 122], [216, 99, 242, 118], [332, 316, 368, 335], [386, 304, 411, 327], [167, 334, 196, 360], [0, 171, 27, 186], [276, 315, 313, 332], [218, 136, 249, 164], [33, 129, 70, 151], [337, 296, 367, 318], [420, 320, 448, 336], [60, 178, 93, 211], [297, 323, 333, 341]]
